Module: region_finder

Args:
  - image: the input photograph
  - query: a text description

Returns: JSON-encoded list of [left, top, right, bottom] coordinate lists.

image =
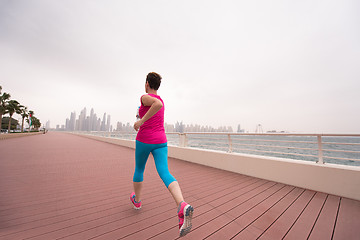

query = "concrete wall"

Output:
[[0, 132, 43, 140], [76, 133, 360, 201]]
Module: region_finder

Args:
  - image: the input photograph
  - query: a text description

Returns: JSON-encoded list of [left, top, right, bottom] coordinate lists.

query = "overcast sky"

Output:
[[1, 0, 359, 133]]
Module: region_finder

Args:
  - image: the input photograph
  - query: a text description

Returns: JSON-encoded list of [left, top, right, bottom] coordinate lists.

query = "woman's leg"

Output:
[[133, 141, 151, 202], [168, 181, 184, 206], [133, 182, 143, 202], [152, 145, 184, 206], [152, 144, 193, 237]]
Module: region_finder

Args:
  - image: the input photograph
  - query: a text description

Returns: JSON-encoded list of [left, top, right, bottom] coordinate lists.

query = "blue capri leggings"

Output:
[[133, 140, 177, 188]]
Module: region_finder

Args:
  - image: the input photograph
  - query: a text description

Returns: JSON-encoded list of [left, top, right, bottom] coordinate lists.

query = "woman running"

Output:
[[130, 72, 193, 237]]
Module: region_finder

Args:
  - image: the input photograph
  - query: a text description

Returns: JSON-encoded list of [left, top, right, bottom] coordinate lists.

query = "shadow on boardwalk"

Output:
[[0, 132, 359, 239]]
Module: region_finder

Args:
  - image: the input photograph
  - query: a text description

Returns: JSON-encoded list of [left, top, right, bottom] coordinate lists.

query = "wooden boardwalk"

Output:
[[0, 132, 359, 240]]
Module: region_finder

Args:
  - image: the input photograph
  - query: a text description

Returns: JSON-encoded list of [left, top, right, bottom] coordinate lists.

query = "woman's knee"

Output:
[[157, 168, 176, 187], [163, 175, 177, 188], [133, 169, 144, 182]]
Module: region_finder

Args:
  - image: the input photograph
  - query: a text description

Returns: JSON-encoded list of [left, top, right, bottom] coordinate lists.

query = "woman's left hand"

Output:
[[134, 120, 144, 131]]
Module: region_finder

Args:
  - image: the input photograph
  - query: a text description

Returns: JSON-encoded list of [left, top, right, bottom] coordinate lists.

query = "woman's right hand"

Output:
[[134, 119, 144, 131]]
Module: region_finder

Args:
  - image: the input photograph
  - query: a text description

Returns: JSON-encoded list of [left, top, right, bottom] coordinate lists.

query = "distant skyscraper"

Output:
[[237, 124, 245, 133], [97, 118, 101, 131], [70, 111, 76, 131], [78, 107, 87, 131], [175, 121, 185, 133], [45, 120, 50, 129], [106, 114, 111, 132], [90, 108, 95, 131], [117, 122, 122, 131], [65, 118, 69, 130], [85, 116, 90, 131], [101, 113, 106, 131], [92, 114, 97, 131]]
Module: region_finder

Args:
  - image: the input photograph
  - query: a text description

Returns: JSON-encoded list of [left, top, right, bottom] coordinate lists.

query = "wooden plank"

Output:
[[333, 197, 360, 240], [185, 182, 281, 239], [283, 192, 327, 240], [258, 189, 315, 240], [308, 195, 340, 240], [205, 184, 291, 240], [233, 187, 304, 239]]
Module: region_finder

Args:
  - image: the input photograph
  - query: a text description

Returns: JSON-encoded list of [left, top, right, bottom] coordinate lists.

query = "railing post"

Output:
[[179, 133, 188, 147], [228, 134, 233, 153], [317, 135, 324, 164]]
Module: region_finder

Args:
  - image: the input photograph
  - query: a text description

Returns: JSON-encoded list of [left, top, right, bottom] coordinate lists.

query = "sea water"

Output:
[[167, 134, 360, 167]]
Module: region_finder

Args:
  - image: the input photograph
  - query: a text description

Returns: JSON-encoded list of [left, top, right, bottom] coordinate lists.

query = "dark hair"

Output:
[[146, 72, 162, 90]]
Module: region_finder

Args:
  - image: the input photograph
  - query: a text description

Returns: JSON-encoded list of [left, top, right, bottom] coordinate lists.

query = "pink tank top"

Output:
[[136, 94, 167, 144]]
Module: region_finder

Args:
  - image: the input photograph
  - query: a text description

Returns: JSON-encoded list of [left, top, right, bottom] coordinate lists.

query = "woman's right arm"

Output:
[[134, 95, 163, 131]]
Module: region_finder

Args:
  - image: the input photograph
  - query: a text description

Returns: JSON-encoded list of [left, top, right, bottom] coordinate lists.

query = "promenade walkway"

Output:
[[0, 132, 359, 239]]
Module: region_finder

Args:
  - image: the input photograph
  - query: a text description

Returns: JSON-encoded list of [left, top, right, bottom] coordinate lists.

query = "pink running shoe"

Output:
[[130, 192, 141, 209], [178, 201, 194, 237]]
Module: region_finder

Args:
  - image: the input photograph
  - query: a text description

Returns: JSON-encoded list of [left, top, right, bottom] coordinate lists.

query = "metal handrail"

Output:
[[322, 156, 360, 162], [233, 138, 318, 144], [175, 132, 360, 137], [173, 132, 360, 165], [323, 149, 360, 154], [231, 142, 316, 151], [323, 142, 360, 146], [79, 131, 360, 166], [234, 148, 319, 158]]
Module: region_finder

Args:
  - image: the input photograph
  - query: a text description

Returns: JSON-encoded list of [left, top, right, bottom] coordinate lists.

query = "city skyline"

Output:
[[59, 107, 245, 133]]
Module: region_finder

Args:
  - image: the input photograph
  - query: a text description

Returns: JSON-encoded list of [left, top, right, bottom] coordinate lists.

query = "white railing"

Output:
[[81, 131, 360, 166]]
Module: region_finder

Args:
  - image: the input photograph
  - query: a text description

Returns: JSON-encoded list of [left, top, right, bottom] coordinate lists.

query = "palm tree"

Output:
[[32, 117, 41, 131], [20, 106, 28, 132], [6, 100, 21, 132], [0, 86, 11, 130]]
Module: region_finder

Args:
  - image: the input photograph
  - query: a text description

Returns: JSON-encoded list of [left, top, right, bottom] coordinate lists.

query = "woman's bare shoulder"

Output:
[[141, 94, 161, 106]]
